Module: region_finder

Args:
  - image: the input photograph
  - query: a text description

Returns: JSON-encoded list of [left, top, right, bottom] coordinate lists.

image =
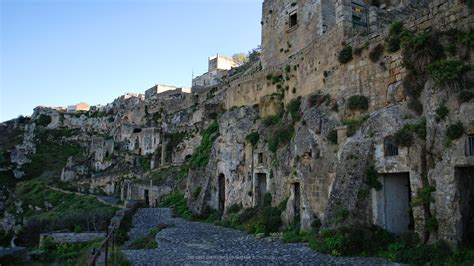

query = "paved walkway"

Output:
[[123, 208, 394, 265]]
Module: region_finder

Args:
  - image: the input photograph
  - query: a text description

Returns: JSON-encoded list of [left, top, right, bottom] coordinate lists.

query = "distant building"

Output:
[[145, 84, 179, 99], [192, 54, 239, 89], [67, 102, 90, 113]]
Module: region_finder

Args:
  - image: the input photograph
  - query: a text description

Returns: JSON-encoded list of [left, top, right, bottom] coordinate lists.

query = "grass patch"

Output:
[[128, 224, 173, 250], [428, 59, 471, 84], [160, 192, 192, 219], [268, 127, 293, 153], [287, 97, 302, 121], [435, 104, 449, 121], [8, 180, 116, 247], [342, 115, 369, 137], [24, 128, 83, 179], [188, 122, 219, 169]]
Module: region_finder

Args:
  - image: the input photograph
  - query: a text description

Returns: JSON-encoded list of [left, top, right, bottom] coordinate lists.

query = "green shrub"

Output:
[[338, 46, 353, 64], [282, 228, 311, 243], [37, 114, 52, 127], [246, 132, 260, 147], [369, 44, 385, 62], [460, 89, 474, 102], [188, 122, 219, 169], [268, 127, 293, 152], [386, 21, 404, 53], [394, 126, 414, 146], [227, 203, 242, 214], [327, 130, 338, 144], [160, 192, 192, 219], [128, 224, 172, 250], [411, 186, 436, 207], [347, 95, 369, 110], [285, 65, 291, 73], [446, 121, 465, 142], [262, 114, 282, 126], [342, 115, 369, 136], [263, 193, 272, 207], [366, 166, 382, 190], [435, 105, 449, 121], [403, 72, 425, 99], [428, 60, 471, 83], [310, 226, 394, 257], [287, 97, 302, 121], [192, 186, 202, 200]]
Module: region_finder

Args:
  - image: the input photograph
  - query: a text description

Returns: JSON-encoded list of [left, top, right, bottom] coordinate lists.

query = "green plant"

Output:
[[446, 121, 465, 142], [347, 95, 369, 111], [394, 119, 426, 146], [268, 127, 293, 152], [428, 60, 471, 83], [385, 21, 404, 52], [246, 132, 260, 147], [227, 203, 242, 214], [192, 186, 202, 200], [338, 46, 353, 64], [435, 105, 449, 121], [411, 186, 436, 207], [128, 224, 173, 250], [366, 166, 382, 190], [287, 97, 302, 121], [188, 122, 219, 169], [369, 44, 385, 62], [459, 89, 474, 102], [262, 114, 282, 126], [160, 192, 192, 219], [285, 65, 291, 73], [37, 114, 52, 127], [342, 115, 369, 137]]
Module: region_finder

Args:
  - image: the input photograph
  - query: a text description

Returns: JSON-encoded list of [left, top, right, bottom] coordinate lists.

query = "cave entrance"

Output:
[[293, 182, 301, 225], [382, 172, 413, 234], [456, 166, 474, 246], [218, 173, 225, 212], [256, 173, 267, 207], [144, 189, 149, 206]]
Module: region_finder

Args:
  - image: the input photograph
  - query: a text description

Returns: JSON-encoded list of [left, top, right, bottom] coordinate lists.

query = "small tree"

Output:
[[232, 53, 248, 65]]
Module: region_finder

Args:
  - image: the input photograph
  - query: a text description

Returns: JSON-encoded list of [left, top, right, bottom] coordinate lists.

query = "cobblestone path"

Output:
[[123, 208, 395, 265]]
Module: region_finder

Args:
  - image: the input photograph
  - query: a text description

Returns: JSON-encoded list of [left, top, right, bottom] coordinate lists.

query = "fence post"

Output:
[[104, 228, 109, 266]]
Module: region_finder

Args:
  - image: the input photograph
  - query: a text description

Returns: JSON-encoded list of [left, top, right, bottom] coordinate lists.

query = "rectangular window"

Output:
[[289, 12, 298, 28], [384, 138, 399, 157], [467, 135, 474, 157], [258, 153, 264, 164]]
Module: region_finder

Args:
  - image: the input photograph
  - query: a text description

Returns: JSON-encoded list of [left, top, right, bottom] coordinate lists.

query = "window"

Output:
[[289, 12, 298, 28], [258, 153, 264, 164], [384, 137, 399, 157], [467, 135, 474, 157]]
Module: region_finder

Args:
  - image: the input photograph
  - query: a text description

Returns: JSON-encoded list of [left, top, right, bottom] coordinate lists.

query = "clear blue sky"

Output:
[[0, 0, 262, 122]]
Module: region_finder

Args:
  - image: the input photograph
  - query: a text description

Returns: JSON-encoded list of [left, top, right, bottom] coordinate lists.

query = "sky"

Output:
[[0, 0, 263, 122]]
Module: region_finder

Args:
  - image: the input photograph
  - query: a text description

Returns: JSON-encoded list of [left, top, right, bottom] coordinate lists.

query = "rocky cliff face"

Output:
[[0, 0, 473, 248]]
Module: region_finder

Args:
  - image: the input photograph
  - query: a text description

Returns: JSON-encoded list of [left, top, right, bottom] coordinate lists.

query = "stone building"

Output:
[[192, 54, 239, 89], [145, 84, 179, 99], [66, 102, 90, 113]]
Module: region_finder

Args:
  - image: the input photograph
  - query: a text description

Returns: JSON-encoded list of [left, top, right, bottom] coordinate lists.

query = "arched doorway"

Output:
[[293, 182, 301, 225], [218, 174, 225, 212]]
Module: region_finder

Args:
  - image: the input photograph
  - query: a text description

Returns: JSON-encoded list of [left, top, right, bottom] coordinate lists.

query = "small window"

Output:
[[467, 135, 474, 157], [289, 12, 298, 28], [384, 137, 399, 157], [258, 153, 264, 164]]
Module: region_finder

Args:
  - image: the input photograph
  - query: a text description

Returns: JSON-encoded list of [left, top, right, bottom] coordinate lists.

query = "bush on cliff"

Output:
[[188, 122, 219, 169], [338, 46, 353, 64]]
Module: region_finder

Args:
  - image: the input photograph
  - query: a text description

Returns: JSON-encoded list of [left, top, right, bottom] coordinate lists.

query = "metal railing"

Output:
[[88, 227, 116, 266]]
